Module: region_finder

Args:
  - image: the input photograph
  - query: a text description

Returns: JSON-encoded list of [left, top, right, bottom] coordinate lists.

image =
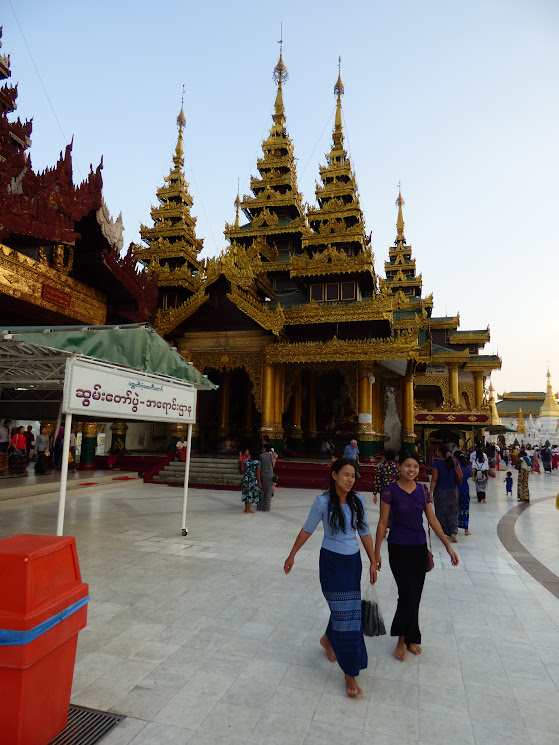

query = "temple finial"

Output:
[[175, 86, 186, 163], [333, 57, 344, 147], [395, 183, 405, 241], [234, 178, 241, 228], [272, 26, 288, 129]]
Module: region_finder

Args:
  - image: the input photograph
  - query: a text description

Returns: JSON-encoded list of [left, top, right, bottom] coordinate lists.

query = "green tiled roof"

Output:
[[496, 399, 544, 414]]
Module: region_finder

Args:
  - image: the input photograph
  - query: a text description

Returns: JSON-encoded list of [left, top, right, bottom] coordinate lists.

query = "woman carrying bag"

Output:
[[284, 458, 376, 697], [375, 451, 458, 661], [472, 447, 489, 503]]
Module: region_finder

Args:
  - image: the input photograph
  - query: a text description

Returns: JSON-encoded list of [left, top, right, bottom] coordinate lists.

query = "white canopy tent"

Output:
[[0, 326, 216, 537]]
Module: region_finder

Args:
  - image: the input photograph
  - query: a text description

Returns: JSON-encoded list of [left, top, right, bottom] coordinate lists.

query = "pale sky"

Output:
[[3, 0, 558, 395]]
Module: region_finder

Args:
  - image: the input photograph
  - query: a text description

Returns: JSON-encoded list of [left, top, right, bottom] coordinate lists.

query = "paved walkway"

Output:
[[1, 468, 559, 745]]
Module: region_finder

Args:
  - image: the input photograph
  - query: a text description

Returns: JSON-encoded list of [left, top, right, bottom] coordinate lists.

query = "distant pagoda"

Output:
[[380, 189, 423, 301], [135, 102, 203, 311]]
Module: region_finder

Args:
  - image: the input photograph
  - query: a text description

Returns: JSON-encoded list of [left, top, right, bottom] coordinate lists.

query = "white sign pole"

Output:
[[56, 411, 73, 536], [181, 422, 193, 536]]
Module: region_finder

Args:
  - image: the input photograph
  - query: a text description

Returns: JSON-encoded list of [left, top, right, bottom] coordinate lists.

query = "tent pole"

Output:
[[56, 412, 73, 536], [181, 422, 193, 536]]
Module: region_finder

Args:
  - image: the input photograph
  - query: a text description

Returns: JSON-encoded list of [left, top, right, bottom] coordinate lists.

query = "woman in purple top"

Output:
[[375, 451, 459, 661], [430, 446, 463, 544]]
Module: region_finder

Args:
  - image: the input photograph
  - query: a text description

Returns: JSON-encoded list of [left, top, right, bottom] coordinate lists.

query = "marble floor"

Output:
[[1, 468, 559, 745]]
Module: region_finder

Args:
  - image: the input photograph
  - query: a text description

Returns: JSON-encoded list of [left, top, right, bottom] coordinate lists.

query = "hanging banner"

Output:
[[62, 357, 197, 423]]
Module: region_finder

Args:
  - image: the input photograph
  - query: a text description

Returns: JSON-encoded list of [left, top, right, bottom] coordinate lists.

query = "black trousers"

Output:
[[388, 542, 428, 646]]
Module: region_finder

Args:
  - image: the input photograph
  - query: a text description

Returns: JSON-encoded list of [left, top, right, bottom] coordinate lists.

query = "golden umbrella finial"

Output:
[[273, 23, 288, 83], [177, 84, 186, 127], [334, 56, 344, 96]]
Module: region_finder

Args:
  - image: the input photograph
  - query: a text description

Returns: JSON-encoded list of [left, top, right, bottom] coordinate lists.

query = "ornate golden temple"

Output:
[[132, 50, 501, 458]]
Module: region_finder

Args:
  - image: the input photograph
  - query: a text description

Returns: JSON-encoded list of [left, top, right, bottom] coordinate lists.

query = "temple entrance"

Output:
[[316, 370, 355, 433], [196, 367, 258, 454]]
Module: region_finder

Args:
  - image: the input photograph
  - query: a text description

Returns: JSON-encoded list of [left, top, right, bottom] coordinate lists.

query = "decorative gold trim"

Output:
[[155, 291, 208, 336], [284, 296, 393, 325], [266, 336, 419, 365], [0, 244, 107, 325], [226, 286, 285, 336], [290, 244, 374, 279]]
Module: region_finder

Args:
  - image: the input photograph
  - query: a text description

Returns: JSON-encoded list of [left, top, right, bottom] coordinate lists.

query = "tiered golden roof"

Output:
[[135, 103, 203, 292], [302, 67, 373, 279], [379, 189, 423, 299], [224, 49, 307, 256]]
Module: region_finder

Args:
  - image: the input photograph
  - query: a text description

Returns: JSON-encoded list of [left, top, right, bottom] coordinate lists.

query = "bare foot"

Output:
[[320, 634, 337, 662], [395, 637, 407, 661], [345, 674, 363, 697], [450, 534, 458, 543], [408, 643, 422, 655], [465, 529, 470, 535]]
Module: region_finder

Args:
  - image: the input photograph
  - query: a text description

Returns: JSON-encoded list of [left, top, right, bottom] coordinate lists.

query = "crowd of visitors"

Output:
[[282, 436, 557, 698]]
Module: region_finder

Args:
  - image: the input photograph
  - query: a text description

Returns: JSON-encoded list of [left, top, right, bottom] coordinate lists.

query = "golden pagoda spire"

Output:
[[517, 406, 526, 435], [224, 30, 306, 263], [333, 56, 344, 148], [489, 382, 501, 426], [539, 369, 559, 417], [234, 178, 241, 229], [396, 184, 405, 241], [379, 185, 423, 300], [134, 89, 203, 301], [272, 32, 288, 131], [174, 86, 186, 166]]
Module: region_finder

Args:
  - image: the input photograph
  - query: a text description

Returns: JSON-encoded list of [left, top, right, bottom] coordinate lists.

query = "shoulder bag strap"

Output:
[[422, 484, 433, 552]]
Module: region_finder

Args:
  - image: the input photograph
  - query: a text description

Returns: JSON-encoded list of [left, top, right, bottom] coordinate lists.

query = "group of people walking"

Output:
[[284, 452, 459, 697]]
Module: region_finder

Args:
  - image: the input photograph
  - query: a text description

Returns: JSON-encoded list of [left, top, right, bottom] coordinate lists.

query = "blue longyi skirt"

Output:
[[319, 547, 368, 677]]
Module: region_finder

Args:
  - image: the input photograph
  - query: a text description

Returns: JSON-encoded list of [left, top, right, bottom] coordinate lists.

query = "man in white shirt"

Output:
[[0, 420, 11, 453]]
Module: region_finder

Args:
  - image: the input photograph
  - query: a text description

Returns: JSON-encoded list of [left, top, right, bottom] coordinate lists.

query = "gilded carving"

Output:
[[290, 244, 374, 278], [266, 335, 420, 365], [284, 296, 393, 325], [0, 243, 106, 325]]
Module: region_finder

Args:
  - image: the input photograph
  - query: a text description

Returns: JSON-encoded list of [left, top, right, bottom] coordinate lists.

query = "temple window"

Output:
[[310, 281, 359, 303]]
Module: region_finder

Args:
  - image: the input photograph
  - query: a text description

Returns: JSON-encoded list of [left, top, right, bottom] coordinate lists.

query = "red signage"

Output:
[[415, 413, 489, 425], [42, 284, 72, 309]]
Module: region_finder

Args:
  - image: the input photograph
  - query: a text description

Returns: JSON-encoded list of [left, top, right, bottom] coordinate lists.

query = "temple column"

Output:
[[260, 363, 276, 442], [358, 364, 375, 462], [80, 422, 98, 471], [448, 363, 459, 406], [243, 377, 255, 439], [110, 422, 128, 448], [273, 365, 284, 452], [306, 370, 318, 452], [218, 369, 231, 438], [370, 370, 385, 453], [402, 374, 416, 450], [288, 368, 303, 454], [170, 422, 188, 452], [473, 371, 484, 409]]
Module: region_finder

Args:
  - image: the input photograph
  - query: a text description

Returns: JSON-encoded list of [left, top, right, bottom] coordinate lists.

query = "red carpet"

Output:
[[112, 476, 136, 481], [78, 482, 99, 486]]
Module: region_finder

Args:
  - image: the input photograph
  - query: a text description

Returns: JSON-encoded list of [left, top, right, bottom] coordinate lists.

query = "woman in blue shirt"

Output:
[[284, 458, 376, 697]]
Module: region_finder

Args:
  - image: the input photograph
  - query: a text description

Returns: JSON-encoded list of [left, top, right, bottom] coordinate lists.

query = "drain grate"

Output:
[[48, 705, 124, 745]]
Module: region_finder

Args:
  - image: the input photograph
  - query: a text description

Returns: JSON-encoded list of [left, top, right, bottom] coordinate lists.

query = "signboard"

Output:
[[62, 357, 196, 423], [43, 284, 72, 309], [425, 364, 447, 375]]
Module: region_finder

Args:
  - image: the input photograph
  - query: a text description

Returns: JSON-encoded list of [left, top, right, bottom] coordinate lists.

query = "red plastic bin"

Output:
[[0, 535, 89, 745]]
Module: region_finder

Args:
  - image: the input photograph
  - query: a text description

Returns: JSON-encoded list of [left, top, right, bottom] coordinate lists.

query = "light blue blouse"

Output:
[[302, 493, 371, 555]]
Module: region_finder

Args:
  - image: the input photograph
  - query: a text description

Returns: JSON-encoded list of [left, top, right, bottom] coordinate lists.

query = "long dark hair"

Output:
[[324, 458, 365, 534], [436, 446, 455, 470]]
